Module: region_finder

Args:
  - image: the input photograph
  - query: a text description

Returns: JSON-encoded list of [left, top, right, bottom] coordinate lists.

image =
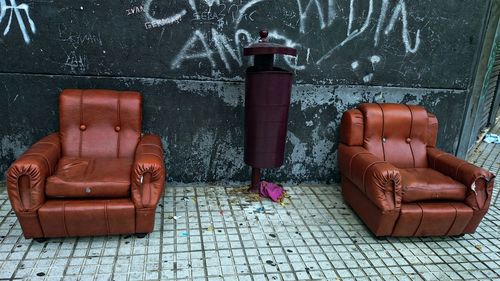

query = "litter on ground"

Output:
[[255, 207, 265, 213], [259, 181, 287, 203], [483, 133, 500, 143]]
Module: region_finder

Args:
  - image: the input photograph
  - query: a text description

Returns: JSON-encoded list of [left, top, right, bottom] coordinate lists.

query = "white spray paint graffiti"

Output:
[[171, 27, 247, 71], [126, 5, 144, 16], [61, 32, 103, 48], [171, 30, 216, 69], [374, 0, 389, 47], [268, 30, 306, 71], [142, 0, 422, 74], [351, 60, 359, 70], [143, 0, 187, 29], [63, 51, 89, 73], [351, 54, 382, 83], [211, 28, 243, 71], [316, 0, 374, 65], [297, 0, 325, 33], [317, 0, 421, 64], [233, 0, 265, 27], [0, 0, 36, 44], [383, 0, 420, 53], [143, 0, 258, 30], [296, 0, 337, 34], [364, 54, 381, 82], [170, 27, 304, 71], [370, 55, 381, 64]]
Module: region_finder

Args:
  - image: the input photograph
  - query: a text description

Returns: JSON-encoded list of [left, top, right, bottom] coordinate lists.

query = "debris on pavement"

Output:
[[483, 133, 500, 143], [259, 181, 287, 203], [227, 186, 261, 202], [254, 207, 265, 213]]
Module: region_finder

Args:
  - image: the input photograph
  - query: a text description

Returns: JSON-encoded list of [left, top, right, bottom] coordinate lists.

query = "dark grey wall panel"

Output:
[[0, 73, 467, 183], [0, 92, 12, 176], [0, 0, 488, 88], [0, 0, 487, 182]]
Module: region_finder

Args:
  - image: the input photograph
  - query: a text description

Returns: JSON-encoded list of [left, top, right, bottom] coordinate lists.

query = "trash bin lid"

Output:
[[243, 30, 297, 57]]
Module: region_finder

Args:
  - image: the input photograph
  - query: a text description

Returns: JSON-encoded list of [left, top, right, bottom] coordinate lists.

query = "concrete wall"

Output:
[[457, 1, 499, 158], [0, 0, 491, 183]]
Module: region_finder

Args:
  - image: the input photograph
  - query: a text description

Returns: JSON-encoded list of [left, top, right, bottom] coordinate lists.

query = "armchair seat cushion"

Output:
[[400, 168, 467, 203], [46, 157, 132, 198]]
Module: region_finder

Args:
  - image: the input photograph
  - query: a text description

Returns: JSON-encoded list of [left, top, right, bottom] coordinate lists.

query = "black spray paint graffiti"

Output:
[[0, 0, 36, 44], [140, 0, 421, 82]]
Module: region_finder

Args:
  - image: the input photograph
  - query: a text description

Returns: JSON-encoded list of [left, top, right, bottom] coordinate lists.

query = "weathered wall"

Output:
[[0, 0, 490, 183], [457, 1, 498, 158]]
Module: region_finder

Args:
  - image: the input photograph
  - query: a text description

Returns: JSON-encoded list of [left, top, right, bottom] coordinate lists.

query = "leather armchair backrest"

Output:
[[426, 112, 438, 148], [340, 103, 438, 168], [340, 108, 364, 146], [59, 89, 142, 159]]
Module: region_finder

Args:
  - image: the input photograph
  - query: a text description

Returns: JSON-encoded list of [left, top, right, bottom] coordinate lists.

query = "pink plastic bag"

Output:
[[259, 181, 286, 203]]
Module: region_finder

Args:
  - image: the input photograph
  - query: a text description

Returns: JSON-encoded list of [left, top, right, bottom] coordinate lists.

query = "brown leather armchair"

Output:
[[7, 89, 166, 239], [339, 103, 495, 237]]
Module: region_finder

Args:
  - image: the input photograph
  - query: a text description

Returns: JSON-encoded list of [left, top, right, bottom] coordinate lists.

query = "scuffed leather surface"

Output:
[[427, 147, 495, 211], [427, 113, 438, 147], [46, 157, 132, 198], [338, 144, 401, 212], [7, 90, 166, 238], [340, 109, 364, 146], [59, 89, 141, 159], [400, 168, 467, 203], [358, 103, 429, 168], [339, 103, 494, 236], [7, 133, 60, 213], [131, 134, 166, 209], [392, 202, 473, 236], [38, 199, 135, 237], [341, 176, 400, 236]]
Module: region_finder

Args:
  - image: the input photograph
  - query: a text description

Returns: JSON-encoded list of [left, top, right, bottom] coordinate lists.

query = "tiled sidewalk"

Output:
[[0, 132, 499, 280]]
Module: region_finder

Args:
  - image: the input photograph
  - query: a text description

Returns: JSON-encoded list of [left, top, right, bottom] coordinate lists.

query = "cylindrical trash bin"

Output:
[[243, 30, 297, 192], [244, 70, 293, 168]]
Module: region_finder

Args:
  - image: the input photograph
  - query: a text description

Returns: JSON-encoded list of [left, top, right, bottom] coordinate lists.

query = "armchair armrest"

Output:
[[338, 144, 402, 211], [427, 147, 495, 210], [7, 133, 60, 213], [131, 134, 166, 209]]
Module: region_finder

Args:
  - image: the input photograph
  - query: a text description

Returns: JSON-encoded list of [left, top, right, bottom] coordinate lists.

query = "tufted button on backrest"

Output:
[[357, 103, 432, 169], [59, 89, 142, 159]]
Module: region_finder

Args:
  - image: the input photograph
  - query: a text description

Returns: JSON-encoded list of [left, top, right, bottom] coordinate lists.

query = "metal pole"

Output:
[[248, 167, 260, 193]]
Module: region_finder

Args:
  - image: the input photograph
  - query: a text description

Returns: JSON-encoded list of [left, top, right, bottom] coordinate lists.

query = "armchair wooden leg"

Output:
[[34, 238, 47, 243], [135, 233, 147, 238]]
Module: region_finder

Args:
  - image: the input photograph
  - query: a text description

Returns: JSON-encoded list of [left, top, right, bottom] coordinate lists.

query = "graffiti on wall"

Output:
[[0, 0, 36, 44], [136, 0, 421, 82]]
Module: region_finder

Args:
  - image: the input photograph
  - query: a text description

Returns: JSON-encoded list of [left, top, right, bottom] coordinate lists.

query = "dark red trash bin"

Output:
[[243, 30, 297, 192]]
